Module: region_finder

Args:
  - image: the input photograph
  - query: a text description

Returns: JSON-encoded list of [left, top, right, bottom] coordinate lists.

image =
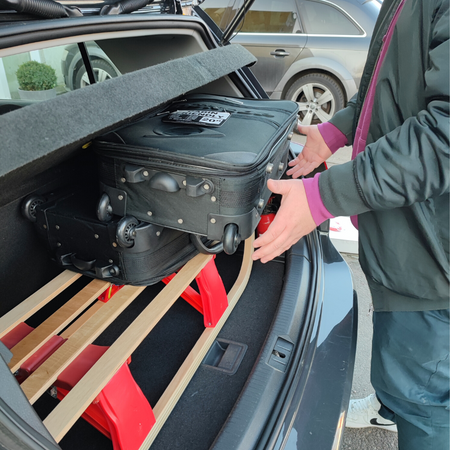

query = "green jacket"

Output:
[[319, 0, 449, 311]]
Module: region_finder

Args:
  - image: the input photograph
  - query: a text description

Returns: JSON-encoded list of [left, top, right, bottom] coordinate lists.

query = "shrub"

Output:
[[16, 60, 57, 91]]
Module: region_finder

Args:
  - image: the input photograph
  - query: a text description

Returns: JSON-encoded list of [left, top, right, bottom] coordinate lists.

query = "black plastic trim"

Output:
[[0, 14, 216, 50], [254, 231, 321, 450], [77, 41, 95, 85], [220, 0, 255, 44]]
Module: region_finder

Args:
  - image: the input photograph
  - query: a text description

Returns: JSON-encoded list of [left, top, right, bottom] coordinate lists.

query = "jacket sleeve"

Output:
[[328, 94, 357, 146], [319, 2, 449, 217]]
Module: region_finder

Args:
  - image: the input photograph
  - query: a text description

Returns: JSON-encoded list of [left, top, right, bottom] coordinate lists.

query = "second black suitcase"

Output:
[[22, 189, 199, 286], [93, 94, 299, 254]]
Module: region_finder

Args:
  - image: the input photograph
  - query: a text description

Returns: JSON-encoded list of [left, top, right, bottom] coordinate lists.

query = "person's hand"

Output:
[[286, 124, 332, 178], [252, 178, 316, 263]]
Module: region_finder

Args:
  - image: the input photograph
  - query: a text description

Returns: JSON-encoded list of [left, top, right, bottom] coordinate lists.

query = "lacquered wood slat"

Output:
[[21, 284, 145, 405], [60, 302, 104, 339], [0, 271, 82, 338], [8, 279, 110, 373]]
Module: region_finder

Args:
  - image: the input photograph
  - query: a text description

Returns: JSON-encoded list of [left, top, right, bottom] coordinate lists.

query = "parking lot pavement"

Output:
[[291, 133, 398, 448]]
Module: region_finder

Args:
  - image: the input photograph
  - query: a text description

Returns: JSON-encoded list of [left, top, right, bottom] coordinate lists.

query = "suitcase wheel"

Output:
[[223, 223, 241, 256], [21, 194, 45, 222], [116, 216, 139, 248], [97, 193, 114, 222]]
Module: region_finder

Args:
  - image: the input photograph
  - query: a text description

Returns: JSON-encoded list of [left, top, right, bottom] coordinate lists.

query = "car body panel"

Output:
[[273, 52, 359, 101], [230, 33, 307, 95], [200, 0, 380, 121]]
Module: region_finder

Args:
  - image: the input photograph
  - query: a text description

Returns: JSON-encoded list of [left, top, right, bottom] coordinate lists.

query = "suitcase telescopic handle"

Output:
[[190, 234, 223, 255], [190, 224, 241, 255]]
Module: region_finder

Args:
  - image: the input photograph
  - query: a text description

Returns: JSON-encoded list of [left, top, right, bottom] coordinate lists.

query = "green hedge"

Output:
[[16, 60, 57, 91]]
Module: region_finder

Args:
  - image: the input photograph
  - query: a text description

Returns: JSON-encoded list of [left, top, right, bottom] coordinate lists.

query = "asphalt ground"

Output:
[[292, 134, 398, 449]]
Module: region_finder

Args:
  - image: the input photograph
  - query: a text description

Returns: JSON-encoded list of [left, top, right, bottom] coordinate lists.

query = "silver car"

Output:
[[200, 0, 381, 125]]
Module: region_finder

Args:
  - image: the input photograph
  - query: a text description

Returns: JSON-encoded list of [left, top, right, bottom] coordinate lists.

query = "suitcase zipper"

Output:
[[172, 95, 298, 115], [95, 123, 294, 177], [157, 110, 283, 129]]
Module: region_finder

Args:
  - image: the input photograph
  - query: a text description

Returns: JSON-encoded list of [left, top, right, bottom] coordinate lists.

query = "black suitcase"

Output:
[[93, 94, 299, 254], [21, 189, 198, 286]]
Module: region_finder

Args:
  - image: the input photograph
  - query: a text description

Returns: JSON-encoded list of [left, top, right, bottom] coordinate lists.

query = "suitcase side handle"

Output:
[[60, 254, 120, 279], [149, 172, 180, 193], [70, 254, 96, 271]]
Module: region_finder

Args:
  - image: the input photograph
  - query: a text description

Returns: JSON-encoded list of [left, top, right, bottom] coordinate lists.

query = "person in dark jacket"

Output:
[[252, 0, 449, 448]]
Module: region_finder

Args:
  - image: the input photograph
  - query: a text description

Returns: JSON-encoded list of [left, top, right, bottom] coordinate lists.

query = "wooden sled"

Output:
[[0, 236, 254, 449]]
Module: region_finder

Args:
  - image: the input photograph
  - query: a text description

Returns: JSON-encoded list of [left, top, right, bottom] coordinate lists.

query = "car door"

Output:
[[230, 0, 307, 96]]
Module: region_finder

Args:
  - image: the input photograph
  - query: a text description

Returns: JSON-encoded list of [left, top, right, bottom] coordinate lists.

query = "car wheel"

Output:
[[74, 58, 118, 89], [286, 73, 345, 127]]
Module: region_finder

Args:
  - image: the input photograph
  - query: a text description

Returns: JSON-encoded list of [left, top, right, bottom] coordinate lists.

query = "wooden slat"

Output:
[[0, 271, 82, 338], [140, 236, 254, 449], [60, 301, 104, 339], [21, 284, 146, 404], [8, 279, 110, 373], [43, 252, 213, 443]]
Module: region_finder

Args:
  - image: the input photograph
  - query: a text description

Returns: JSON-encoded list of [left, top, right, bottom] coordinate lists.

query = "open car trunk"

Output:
[[0, 11, 356, 450]]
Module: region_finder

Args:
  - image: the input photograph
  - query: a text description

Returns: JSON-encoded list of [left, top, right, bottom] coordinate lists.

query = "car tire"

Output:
[[286, 73, 345, 127], [74, 58, 118, 89]]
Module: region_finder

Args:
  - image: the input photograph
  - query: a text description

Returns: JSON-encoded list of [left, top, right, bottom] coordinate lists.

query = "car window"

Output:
[[0, 42, 119, 109], [0, 45, 71, 105], [239, 0, 301, 34], [200, 0, 236, 31], [299, 0, 362, 35]]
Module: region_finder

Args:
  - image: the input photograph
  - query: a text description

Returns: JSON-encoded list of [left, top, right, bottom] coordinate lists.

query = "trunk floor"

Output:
[[33, 252, 285, 450]]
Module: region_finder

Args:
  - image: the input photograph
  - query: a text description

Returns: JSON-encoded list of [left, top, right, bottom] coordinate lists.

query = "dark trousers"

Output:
[[371, 309, 450, 450]]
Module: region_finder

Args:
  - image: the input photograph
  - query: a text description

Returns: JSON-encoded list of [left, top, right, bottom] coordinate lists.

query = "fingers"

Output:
[[287, 165, 310, 179], [252, 179, 317, 263], [286, 165, 305, 178], [288, 156, 301, 167], [253, 230, 298, 263], [286, 158, 316, 178], [287, 154, 307, 178], [252, 212, 297, 263], [253, 215, 286, 250]]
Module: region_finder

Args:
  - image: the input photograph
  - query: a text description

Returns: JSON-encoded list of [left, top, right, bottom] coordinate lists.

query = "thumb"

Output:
[[267, 178, 291, 195], [297, 124, 310, 136]]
